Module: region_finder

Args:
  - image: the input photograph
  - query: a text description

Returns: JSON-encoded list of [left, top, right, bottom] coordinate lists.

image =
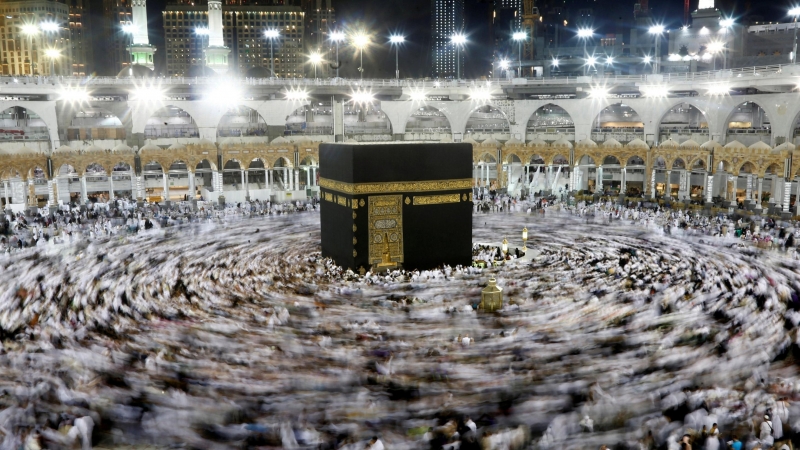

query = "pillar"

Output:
[[703, 172, 709, 202], [48, 180, 56, 207], [650, 169, 656, 200], [756, 177, 763, 209], [665, 170, 672, 199], [80, 176, 88, 204], [267, 169, 272, 189], [486, 164, 490, 188], [621, 167, 627, 195], [795, 178, 800, 215], [706, 175, 714, 204], [163, 172, 170, 203], [306, 167, 311, 188], [295, 169, 299, 191], [240, 169, 245, 190], [188, 171, 195, 199], [245, 170, 250, 200], [109, 173, 115, 200], [3, 181, 8, 206], [507, 164, 512, 188], [597, 166, 603, 193], [746, 174, 752, 201], [784, 179, 791, 212]]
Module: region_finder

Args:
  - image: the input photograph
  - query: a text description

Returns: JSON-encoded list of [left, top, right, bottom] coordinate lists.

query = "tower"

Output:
[[698, 0, 714, 10], [431, 0, 465, 78], [522, 0, 539, 62], [130, 0, 155, 69], [205, 0, 231, 74]]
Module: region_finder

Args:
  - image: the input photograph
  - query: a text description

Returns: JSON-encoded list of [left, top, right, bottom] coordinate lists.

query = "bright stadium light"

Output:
[[720, 18, 735, 28], [58, 87, 90, 104], [389, 35, 405, 44], [469, 87, 492, 102], [329, 31, 345, 42], [450, 33, 467, 45], [409, 89, 428, 102], [131, 84, 166, 104], [512, 31, 527, 41], [643, 55, 653, 64], [649, 24, 665, 35], [552, 58, 560, 67], [21, 24, 39, 36], [123, 23, 137, 34], [642, 85, 670, 98], [499, 59, 510, 70], [589, 86, 609, 98], [577, 28, 594, 38], [40, 22, 59, 32], [349, 89, 374, 105], [707, 84, 730, 96], [285, 88, 309, 101], [264, 28, 279, 39]]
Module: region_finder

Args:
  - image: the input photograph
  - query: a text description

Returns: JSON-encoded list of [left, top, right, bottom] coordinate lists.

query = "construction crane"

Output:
[[522, 0, 540, 62]]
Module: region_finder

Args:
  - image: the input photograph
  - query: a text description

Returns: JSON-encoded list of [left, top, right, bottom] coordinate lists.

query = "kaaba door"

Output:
[[368, 195, 404, 265]]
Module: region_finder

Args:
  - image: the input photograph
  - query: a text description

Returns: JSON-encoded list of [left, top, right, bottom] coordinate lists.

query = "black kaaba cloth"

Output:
[[319, 142, 473, 271]]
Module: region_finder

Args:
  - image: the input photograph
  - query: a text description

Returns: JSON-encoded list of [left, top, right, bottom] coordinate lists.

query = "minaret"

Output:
[[130, 0, 156, 70], [205, 0, 231, 74], [698, 0, 714, 10]]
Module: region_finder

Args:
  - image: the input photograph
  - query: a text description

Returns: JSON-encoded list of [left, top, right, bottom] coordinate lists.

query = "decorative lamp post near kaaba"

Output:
[[319, 142, 473, 271], [502, 238, 508, 257], [522, 227, 528, 252], [480, 278, 503, 312]]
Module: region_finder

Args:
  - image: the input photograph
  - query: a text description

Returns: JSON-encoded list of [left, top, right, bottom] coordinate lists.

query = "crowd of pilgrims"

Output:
[[1, 195, 800, 449]]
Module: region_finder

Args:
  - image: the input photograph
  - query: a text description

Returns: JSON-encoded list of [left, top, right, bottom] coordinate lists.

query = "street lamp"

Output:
[[122, 23, 137, 68], [707, 40, 724, 70], [40, 22, 59, 75], [512, 31, 526, 77], [451, 33, 467, 80], [21, 24, 39, 75], [45, 48, 60, 76], [577, 28, 594, 75], [720, 18, 734, 69], [330, 31, 345, 78], [264, 29, 279, 78], [352, 33, 370, 80], [648, 24, 666, 74], [791, 8, 800, 64], [389, 35, 405, 80], [309, 52, 323, 79]]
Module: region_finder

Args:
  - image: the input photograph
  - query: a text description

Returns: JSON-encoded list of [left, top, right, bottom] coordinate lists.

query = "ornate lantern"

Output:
[[480, 277, 503, 312]]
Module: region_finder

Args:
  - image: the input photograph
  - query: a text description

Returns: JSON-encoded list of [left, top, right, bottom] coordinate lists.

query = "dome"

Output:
[[658, 138, 679, 149], [626, 138, 650, 150], [440, 135, 453, 143], [219, 137, 243, 147], [505, 136, 524, 145], [271, 136, 289, 145], [462, 137, 479, 145], [723, 140, 747, 149], [186, 65, 216, 77], [116, 64, 154, 79], [54, 145, 75, 153], [551, 136, 573, 149], [680, 139, 700, 149], [83, 144, 104, 153], [748, 141, 772, 151], [700, 139, 722, 150], [526, 137, 547, 147], [245, 66, 273, 78], [600, 138, 622, 149], [140, 141, 161, 153], [168, 142, 186, 150], [774, 142, 796, 153], [576, 138, 598, 148], [196, 138, 215, 148], [481, 137, 500, 147], [113, 143, 133, 153], [1, 145, 38, 156]]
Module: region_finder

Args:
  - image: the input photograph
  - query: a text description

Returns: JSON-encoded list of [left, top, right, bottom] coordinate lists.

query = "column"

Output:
[[621, 167, 627, 196], [703, 172, 709, 203], [745, 175, 752, 202], [306, 168, 311, 188], [756, 177, 763, 209], [80, 176, 88, 204], [650, 169, 656, 200], [506, 164, 512, 188], [108, 173, 115, 201], [267, 169, 272, 190], [474, 164, 479, 187], [3, 181, 8, 207], [596, 166, 603, 193], [665, 170, 672, 199], [295, 169, 299, 191], [795, 178, 800, 215], [188, 171, 195, 200], [784, 179, 791, 212], [163, 173, 170, 203], [245, 170, 250, 199], [48, 180, 56, 207], [486, 164, 490, 188], [240, 169, 245, 190], [706, 175, 714, 204]]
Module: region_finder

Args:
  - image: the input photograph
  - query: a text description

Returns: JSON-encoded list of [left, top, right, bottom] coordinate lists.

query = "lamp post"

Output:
[[791, 8, 800, 64], [707, 41, 724, 70], [21, 24, 39, 75], [123, 23, 137, 69], [648, 24, 665, 74], [329, 31, 345, 78], [45, 48, 60, 77], [389, 35, 405, 80], [193, 27, 209, 71], [309, 52, 322, 79], [451, 33, 467, 80], [513, 31, 526, 77], [577, 28, 593, 75], [352, 33, 370, 80], [40, 22, 59, 76], [501, 238, 508, 258], [720, 18, 734, 69], [522, 227, 528, 252], [264, 29, 279, 78]]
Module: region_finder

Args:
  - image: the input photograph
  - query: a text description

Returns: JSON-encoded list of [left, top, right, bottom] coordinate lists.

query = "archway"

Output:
[[0, 168, 23, 207], [285, 103, 333, 136], [344, 103, 392, 140], [142, 161, 165, 203], [68, 108, 125, 142], [85, 163, 110, 203], [166, 161, 190, 202], [273, 157, 294, 191], [405, 106, 452, 140], [761, 163, 782, 206], [658, 103, 709, 144], [217, 106, 268, 138], [222, 160, 243, 192], [29, 166, 48, 206], [0, 106, 48, 142], [688, 159, 707, 204], [526, 104, 574, 141], [145, 106, 199, 139], [111, 162, 134, 199], [474, 153, 498, 194], [625, 156, 646, 197], [56, 164, 80, 204], [195, 159, 216, 197], [600, 156, 621, 195], [652, 156, 668, 198], [735, 161, 758, 206], [298, 156, 318, 190], [726, 101, 770, 147], [466, 105, 510, 140], [575, 155, 597, 193], [591, 103, 644, 144]]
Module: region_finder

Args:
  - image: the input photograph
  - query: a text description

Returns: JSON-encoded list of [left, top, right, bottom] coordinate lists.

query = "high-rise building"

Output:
[[431, 0, 465, 78], [63, 0, 92, 76], [163, 2, 304, 77], [305, 0, 334, 51], [0, 0, 72, 76], [97, 0, 133, 76]]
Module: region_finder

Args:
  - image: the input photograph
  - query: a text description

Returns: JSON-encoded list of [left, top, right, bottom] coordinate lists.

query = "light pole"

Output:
[[577, 28, 593, 75], [720, 18, 734, 69], [45, 49, 60, 76], [309, 52, 322, 79], [264, 29, 279, 78], [389, 35, 405, 80], [513, 31, 526, 77], [40, 22, 59, 76], [21, 24, 39, 75], [330, 31, 345, 78], [123, 23, 137, 69], [451, 33, 467, 80], [707, 41, 724, 70], [352, 33, 370, 80], [791, 8, 800, 64], [648, 25, 665, 74]]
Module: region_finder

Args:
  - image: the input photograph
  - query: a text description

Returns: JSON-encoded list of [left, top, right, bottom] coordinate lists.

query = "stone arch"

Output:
[[724, 101, 771, 146], [714, 159, 733, 173], [671, 158, 686, 170], [525, 104, 574, 134], [626, 155, 646, 167], [272, 156, 293, 169], [299, 155, 317, 166], [763, 163, 782, 177], [653, 156, 667, 170], [217, 106, 268, 138], [248, 157, 269, 169], [405, 105, 452, 135], [84, 162, 109, 176], [505, 152, 523, 164], [0, 167, 23, 180], [465, 105, 510, 137], [737, 161, 758, 175], [576, 155, 597, 166], [145, 105, 200, 139], [552, 154, 570, 166], [284, 102, 333, 136], [477, 152, 497, 163], [602, 155, 621, 165], [530, 154, 546, 165], [57, 163, 78, 176], [688, 158, 706, 171], [657, 102, 710, 143], [591, 103, 644, 143], [112, 161, 133, 172], [68, 107, 125, 141], [28, 165, 48, 181], [196, 158, 218, 172], [0, 106, 50, 142]]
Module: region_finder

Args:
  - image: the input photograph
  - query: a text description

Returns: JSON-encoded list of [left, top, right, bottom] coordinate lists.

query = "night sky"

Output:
[[144, 0, 792, 78]]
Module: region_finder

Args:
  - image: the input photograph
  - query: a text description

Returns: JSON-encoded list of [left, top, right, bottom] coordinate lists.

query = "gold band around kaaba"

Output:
[[319, 178, 473, 195]]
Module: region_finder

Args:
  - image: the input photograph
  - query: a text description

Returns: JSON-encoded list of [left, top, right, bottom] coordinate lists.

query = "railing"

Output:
[[144, 127, 200, 139], [727, 128, 771, 135], [217, 126, 269, 137], [405, 127, 452, 134], [2, 62, 797, 89]]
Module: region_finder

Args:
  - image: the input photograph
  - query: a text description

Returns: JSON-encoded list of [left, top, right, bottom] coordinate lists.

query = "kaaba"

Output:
[[319, 142, 473, 271]]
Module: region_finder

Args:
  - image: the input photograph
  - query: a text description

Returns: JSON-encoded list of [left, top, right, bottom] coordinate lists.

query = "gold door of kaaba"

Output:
[[368, 195, 404, 265]]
